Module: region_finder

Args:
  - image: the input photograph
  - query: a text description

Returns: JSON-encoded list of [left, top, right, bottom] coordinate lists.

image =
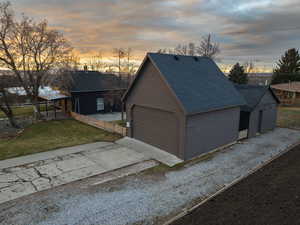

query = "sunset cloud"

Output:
[[10, 0, 300, 69]]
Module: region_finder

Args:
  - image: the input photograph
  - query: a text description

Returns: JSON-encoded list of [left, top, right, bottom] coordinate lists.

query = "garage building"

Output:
[[123, 53, 246, 160], [235, 85, 280, 138]]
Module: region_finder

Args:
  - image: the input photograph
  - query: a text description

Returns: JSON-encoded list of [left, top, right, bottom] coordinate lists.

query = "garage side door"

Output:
[[132, 106, 179, 157], [261, 104, 277, 132]]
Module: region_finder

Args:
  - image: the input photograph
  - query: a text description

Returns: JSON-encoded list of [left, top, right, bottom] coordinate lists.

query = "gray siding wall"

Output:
[[248, 91, 278, 138], [185, 107, 240, 160], [125, 59, 186, 159]]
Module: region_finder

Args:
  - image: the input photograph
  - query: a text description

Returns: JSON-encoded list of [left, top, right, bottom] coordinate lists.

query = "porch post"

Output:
[[121, 102, 124, 121], [54, 100, 56, 119], [46, 101, 48, 117]]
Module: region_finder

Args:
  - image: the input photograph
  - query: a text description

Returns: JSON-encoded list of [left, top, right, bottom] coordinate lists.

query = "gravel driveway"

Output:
[[1, 128, 300, 225], [171, 142, 300, 225]]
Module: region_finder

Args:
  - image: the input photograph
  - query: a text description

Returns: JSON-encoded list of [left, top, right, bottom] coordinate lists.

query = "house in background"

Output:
[[271, 82, 300, 106], [123, 53, 246, 160], [247, 73, 273, 86], [67, 71, 127, 115], [235, 85, 280, 138]]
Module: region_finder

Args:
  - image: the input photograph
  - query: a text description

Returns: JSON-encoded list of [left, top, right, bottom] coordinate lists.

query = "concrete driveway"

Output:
[[0, 142, 158, 204], [0, 138, 181, 204], [89, 112, 125, 121]]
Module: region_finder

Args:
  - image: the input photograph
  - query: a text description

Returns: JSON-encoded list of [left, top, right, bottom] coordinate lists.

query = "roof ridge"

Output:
[[148, 52, 211, 60]]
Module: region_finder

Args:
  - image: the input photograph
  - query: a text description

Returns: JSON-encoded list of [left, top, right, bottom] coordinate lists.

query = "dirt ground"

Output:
[[0, 118, 31, 139], [171, 144, 300, 225]]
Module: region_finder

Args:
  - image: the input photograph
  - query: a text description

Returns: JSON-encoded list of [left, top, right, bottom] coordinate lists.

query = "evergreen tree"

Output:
[[228, 63, 248, 84], [274, 48, 300, 74], [272, 48, 300, 84]]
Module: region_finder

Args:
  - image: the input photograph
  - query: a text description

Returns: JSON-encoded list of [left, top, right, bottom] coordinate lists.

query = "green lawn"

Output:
[[0, 104, 53, 118], [277, 107, 300, 129], [0, 119, 121, 160]]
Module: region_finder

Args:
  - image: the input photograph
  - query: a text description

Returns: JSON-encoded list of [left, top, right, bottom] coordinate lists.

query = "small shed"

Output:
[[235, 85, 280, 138], [123, 53, 246, 160]]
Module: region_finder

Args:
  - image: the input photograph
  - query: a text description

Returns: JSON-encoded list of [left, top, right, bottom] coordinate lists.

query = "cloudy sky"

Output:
[[10, 0, 300, 70]]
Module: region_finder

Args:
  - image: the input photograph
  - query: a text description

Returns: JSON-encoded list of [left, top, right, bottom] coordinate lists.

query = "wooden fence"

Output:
[[71, 112, 126, 136]]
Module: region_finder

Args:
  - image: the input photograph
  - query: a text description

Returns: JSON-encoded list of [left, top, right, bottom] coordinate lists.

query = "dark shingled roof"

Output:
[[70, 71, 127, 92], [235, 84, 279, 112], [146, 53, 246, 114]]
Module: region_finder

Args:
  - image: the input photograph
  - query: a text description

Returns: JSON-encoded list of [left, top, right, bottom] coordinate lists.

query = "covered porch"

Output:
[[38, 89, 71, 120]]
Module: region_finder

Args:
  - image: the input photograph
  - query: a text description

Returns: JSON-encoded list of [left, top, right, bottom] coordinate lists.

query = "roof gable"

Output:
[[235, 84, 279, 111], [122, 56, 185, 113], [125, 59, 182, 112], [147, 53, 246, 114]]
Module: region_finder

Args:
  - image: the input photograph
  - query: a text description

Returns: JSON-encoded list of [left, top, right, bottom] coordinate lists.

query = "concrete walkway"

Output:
[[117, 137, 183, 166]]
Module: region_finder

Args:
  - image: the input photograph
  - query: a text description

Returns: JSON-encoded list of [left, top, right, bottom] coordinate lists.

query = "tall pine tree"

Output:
[[272, 48, 300, 84], [275, 48, 300, 73], [228, 63, 248, 84]]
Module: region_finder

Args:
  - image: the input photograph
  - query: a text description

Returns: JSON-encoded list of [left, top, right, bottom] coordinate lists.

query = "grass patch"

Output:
[[0, 119, 121, 160], [0, 105, 53, 118], [143, 148, 218, 176], [277, 106, 300, 129], [111, 120, 126, 127]]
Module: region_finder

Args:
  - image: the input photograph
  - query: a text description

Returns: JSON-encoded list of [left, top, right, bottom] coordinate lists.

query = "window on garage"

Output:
[[96, 98, 104, 111]]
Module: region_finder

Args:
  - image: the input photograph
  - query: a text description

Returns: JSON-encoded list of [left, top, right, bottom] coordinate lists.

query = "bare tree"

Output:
[[0, 2, 72, 119], [243, 61, 255, 74], [44, 54, 77, 93], [0, 75, 18, 127], [124, 48, 137, 75], [174, 44, 188, 55], [67, 53, 81, 71], [113, 48, 125, 76], [94, 51, 104, 71], [157, 48, 174, 54], [188, 42, 196, 56], [125, 48, 132, 74], [196, 34, 220, 59], [220, 64, 232, 74], [87, 51, 104, 71], [171, 43, 196, 56], [158, 34, 220, 60]]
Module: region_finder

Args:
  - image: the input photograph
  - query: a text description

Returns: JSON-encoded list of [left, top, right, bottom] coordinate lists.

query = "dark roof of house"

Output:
[[124, 53, 246, 114], [235, 84, 279, 111], [70, 71, 127, 92]]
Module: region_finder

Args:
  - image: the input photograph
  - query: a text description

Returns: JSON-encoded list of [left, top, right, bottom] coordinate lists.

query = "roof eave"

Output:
[[268, 86, 281, 104], [71, 88, 126, 93], [121, 54, 149, 103], [186, 104, 244, 116]]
